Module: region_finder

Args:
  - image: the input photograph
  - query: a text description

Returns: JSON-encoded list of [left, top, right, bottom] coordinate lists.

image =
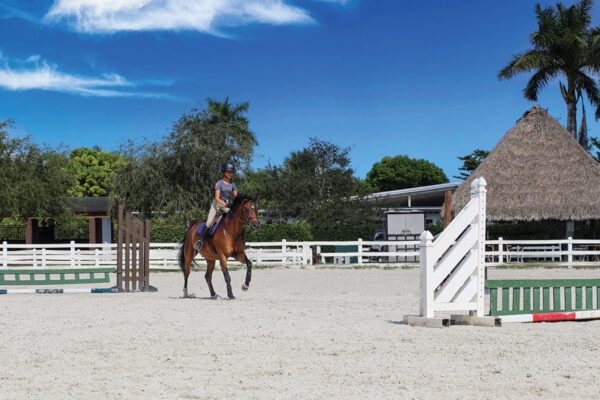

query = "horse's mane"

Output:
[[230, 193, 256, 214]]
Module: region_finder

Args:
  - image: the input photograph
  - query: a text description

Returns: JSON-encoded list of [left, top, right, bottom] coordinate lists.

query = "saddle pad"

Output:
[[196, 215, 222, 237]]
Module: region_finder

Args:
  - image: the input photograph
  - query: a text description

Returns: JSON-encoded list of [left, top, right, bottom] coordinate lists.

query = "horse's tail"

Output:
[[178, 226, 189, 275]]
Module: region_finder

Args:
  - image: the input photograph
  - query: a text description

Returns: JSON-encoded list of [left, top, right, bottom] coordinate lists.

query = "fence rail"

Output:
[[2, 237, 600, 270]]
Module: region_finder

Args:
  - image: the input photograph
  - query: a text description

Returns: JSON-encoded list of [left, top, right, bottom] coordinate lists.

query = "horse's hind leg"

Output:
[[219, 255, 235, 299], [205, 259, 218, 299], [184, 243, 197, 298], [236, 252, 252, 291]]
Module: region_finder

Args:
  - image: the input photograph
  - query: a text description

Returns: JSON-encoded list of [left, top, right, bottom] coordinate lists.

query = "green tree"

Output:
[[271, 138, 356, 220], [207, 97, 249, 128], [113, 98, 257, 224], [249, 138, 374, 235], [498, 0, 600, 141], [366, 155, 448, 192], [66, 147, 124, 197], [0, 120, 74, 219], [454, 149, 490, 180], [237, 166, 280, 211]]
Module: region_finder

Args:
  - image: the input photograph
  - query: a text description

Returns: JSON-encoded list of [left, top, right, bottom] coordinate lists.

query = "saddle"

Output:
[[196, 215, 223, 237]]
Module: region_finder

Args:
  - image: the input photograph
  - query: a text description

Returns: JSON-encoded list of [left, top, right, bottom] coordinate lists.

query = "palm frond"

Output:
[[523, 67, 559, 101], [498, 50, 551, 80]]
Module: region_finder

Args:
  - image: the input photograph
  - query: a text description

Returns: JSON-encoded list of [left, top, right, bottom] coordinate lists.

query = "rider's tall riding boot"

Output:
[[194, 225, 210, 252]]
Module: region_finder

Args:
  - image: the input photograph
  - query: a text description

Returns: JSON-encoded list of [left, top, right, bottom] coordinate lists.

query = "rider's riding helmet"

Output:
[[221, 161, 236, 173]]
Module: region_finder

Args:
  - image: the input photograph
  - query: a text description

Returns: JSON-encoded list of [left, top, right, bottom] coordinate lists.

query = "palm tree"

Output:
[[498, 0, 600, 142], [206, 97, 250, 129]]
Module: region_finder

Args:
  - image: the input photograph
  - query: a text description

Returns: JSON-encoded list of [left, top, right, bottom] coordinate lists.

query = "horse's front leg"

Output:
[[219, 254, 235, 299], [235, 252, 252, 291], [205, 259, 218, 299]]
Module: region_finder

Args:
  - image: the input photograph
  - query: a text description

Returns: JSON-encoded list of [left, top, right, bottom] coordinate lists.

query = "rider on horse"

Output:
[[194, 161, 238, 251]]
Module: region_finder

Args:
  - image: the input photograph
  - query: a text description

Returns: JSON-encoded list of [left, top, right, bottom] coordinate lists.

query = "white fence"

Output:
[[2, 236, 600, 271], [0, 239, 420, 271], [486, 237, 600, 267]]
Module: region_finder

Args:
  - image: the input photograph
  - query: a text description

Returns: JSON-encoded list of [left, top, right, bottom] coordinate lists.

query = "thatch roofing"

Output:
[[451, 105, 600, 221]]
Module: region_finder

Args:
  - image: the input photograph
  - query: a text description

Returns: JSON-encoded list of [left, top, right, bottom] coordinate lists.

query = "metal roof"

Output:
[[362, 182, 461, 207]]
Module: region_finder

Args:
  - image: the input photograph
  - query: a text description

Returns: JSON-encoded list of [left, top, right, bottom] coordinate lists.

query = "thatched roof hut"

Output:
[[451, 105, 600, 221]]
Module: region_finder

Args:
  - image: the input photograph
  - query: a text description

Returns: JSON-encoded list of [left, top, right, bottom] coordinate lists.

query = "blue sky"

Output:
[[0, 0, 597, 180]]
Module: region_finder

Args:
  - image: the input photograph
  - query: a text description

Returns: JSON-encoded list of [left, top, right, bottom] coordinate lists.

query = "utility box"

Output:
[[385, 212, 425, 262], [385, 212, 425, 239]]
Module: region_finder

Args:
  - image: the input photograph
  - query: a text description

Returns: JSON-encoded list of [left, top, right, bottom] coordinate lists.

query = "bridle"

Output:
[[225, 200, 258, 239]]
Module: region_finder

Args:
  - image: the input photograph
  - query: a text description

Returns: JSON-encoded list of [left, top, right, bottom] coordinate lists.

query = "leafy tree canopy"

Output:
[[112, 98, 257, 224], [454, 149, 490, 180], [66, 146, 124, 197], [277, 137, 356, 220], [0, 120, 74, 220], [237, 138, 374, 230], [366, 155, 448, 192]]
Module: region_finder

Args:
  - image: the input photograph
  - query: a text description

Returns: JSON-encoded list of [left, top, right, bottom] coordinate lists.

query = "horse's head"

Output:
[[237, 195, 260, 231]]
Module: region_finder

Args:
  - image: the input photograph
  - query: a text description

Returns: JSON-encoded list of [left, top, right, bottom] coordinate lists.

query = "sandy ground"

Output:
[[1, 266, 600, 400]]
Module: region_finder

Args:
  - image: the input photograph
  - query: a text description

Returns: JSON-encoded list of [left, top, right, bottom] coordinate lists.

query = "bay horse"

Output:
[[178, 194, 259, 299]]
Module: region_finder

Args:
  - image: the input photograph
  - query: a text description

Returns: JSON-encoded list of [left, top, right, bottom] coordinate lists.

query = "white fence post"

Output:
[[70, 241, 75, 267], [567, 236, 573, 269], [303, 243, 309, 265], [95, 248, 100, 267], [2, 241, 6, 268], [282, 239, 287, 267], [316, 245, 322, 263], [419, 231, 435, 318], [293, 245, 298, 265], [498, 237, 503, 265], [42, 248, 47, 268], [472, 177, 487, 317], [358, 239, 363, 265]]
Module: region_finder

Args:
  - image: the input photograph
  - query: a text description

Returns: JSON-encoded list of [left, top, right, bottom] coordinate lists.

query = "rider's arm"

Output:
[[215, 189, 227, 206], [233, 190, 238, 198]]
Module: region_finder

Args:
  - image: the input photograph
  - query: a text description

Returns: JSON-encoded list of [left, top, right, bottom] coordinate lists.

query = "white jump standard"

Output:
[[404, 176, 600, 327], [404, 177, 499, 327]]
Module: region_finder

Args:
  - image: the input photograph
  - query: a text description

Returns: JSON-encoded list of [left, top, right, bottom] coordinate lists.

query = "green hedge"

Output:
[[150, 224, 187, 243], [144, 220, 378, 242], [55, 219, 89, 240], [0, 226, 25, 241], [244, 221, 313, 242]]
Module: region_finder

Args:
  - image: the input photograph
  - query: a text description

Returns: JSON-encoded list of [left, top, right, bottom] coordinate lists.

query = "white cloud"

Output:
[[44, 0, 314, 34], [0, 54, 167, 98]]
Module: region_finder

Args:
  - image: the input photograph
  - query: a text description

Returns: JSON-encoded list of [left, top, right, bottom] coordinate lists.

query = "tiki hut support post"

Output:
[[566, 220, 575, 238], [88, 217, 96, 244], [25, 218, 32, 244], [443, 190, 452, 228]]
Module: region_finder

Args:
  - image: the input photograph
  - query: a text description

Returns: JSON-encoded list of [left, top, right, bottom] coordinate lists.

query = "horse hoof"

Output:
[[228, 296, 236, 300], [211, 294, 220, 300], [241, 284, 249, 291]]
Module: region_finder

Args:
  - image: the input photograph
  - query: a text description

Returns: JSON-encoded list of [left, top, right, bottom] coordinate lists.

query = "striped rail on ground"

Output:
[[487, 279, 600, 322]]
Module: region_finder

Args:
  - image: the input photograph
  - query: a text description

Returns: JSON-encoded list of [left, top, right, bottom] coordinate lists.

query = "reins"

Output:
[[224, 203, 252, 240]]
